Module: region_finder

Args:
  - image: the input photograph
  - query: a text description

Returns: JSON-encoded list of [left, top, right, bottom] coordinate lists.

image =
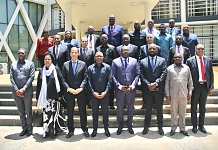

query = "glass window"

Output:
[[29, 3, 37, 27], [0, 0, 7, 23], [8, 0, 18, 25], [38, 5, 43, 25], [19, 26, 29, 52], [18, 12, 25, 26], [8, 24, 19, 52], [0, 24, 7, 34]]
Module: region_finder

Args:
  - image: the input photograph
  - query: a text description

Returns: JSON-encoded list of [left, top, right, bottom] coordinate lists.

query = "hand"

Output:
[[126, 86, 132, 93], [148, 83, 157, 91], [93, 92, 100, 99], [166, 96, 171, 102], [36, 57, 38, 61], [67, 88, 75, 94], [187, 94, 192, 100], [121, 86, 128, 93], [58, 97, 62, 100], [208, 88, 213, 96], [16, 89, 24, 98], [19, 88, 25, 95], [99, 91, 107, 99], [74, 88, 83, 95]]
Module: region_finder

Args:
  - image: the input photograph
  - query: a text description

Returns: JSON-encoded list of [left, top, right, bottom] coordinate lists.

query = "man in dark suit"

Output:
[[186, 44, 214, 134], [140, 44, 167, 135], [48, 34, 69, 71], [165, 19, 181, 42], [86, 26, 100, 51], [62, 47, 89, 138], [112, 46, 140, 135], [78, 36, 95, 109], [102, 15, 124, 48], [116, 34, 138, 60], [168, 35, 191, 66]]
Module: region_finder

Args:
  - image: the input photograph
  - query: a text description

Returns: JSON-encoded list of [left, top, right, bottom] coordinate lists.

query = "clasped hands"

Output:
[[166, 94, 192, 102], [67, 88, 83, 95], [16, 88, 25, 98], [93, 91, 107, 99], [147, 83, 157, 91], [121, 86, 132, 93]]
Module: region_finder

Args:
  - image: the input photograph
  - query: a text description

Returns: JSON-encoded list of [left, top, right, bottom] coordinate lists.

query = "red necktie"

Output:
[[178, 46, 180, 53], [83, 48, 86, 59], [200, 57, 206, 81], [149, 29, 152, 34], [110, 26, 114, 35]]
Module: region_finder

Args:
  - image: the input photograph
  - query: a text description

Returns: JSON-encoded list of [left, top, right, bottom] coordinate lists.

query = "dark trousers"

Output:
[[84, 84, 91, 105], [144, 93, 164, 128], [191, 83, 208, 128], [92, 96, 109, 130], [109, 83, 114, 106], [13, 94, 33, 131], [38, 55, 44, 68], [65, 91, 88, 132]]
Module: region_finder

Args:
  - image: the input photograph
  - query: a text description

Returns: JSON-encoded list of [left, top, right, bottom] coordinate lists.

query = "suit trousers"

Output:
[[191, 83, 208, 128], [38, 55, 44, 68], [170, 97, 187, 131], [109, 83, 115, 106], [13, 94, 33, 131], [115, 89, 136, 129], [92, 96, 109, 130], [144, 93, 164, 128], [84, 84, 91, 105], [65, 91, 88, 132]]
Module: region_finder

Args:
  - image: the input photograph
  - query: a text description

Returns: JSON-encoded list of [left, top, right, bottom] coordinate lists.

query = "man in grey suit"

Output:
[[112, 46, 140, 135], [10, 48, 35, 137], [140, 44, 167, 135], [86, 26, 100, 51], [48, 34, 69, 71], [186, 44, 214, 134]]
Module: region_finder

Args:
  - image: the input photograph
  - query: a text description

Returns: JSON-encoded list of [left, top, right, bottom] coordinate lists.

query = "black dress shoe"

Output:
[[152, 104, 156, 109], [84, 130, 90, 137], [19, 130, 28, 136], [91, 130, 97, 138], [109, 105, 115, 109], [158, 128, 164, 135], [128, 128, 134, 134], [105, 129, 111, 137], [170, 130, 175, 136], [192, 127, 198, 134], [26, 130, 32, 137], [180, 130, 189, 136], [117, 128, 122, 135], [199, 126, 207, 134], [124, 105, 127, 109], [66, 132, 74, 138], [141, 105, 146, 109], [142, 127, 149, 135]]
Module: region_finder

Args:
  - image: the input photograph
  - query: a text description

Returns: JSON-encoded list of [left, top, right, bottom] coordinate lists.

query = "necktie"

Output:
[[124, 59, 127, 69], [89, 35, 92, 48], [149, 29, 152, 34], [55, 46, 59, 59], [83, 48, 86, 59], [110, 26, 114, 35], [151, 57, 154, 70], [72, 61, 76, 75], [200, 57, 206, 81], [170, 28, 173, 35], [178, 46, 180, 53]]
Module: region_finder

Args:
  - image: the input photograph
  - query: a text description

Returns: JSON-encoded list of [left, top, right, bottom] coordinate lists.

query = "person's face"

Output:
[[100, 35, 108, 44], [121, 47, 130, 59], [148, 21, 154, 28], [175, 36, 183, 45], [18, 49, 26, 61], [195, 45, 205, 57], [109, 17, 115, 26], [87, 26, 94, 34], [95, 53, 104, 64], [146, 35, 154, 44], [54, 35, 61, 45], [134, 22, 141, 30], [183, 26, 189, 34], [81, 38, 88, 48], [148, 45, 157, 57], [159, 25, 166, 33], [44, 55, 52, 68], [43, 33, 49, 39], [169, 21, 175, 28], [173, 54, 182, 65], [122, 36, 130, 45], [65, 31, 72, 39], [70, 49, 79, 60]]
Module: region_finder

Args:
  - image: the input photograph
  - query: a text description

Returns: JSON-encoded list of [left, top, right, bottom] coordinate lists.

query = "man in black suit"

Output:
[[48, 34, 69, 70], [140, 44, 167, 135], [168, 35, 191, 66], [62, 47, 89, 138], [116, 34, 138, 60], [86, 26, 100, 51], [78, 36, 95, 109], [186, 44, 214, 134]]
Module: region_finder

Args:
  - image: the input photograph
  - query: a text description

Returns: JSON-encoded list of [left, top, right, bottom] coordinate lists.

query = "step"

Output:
[[0, 99, 37, 106], [0, 84, 37, 92], [0, 112, 217, 127], [0, 92, 36, 99]]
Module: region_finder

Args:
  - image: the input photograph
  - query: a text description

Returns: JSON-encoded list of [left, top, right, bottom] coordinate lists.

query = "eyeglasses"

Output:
[[196, 48, 204, 50], [18, 52, 25, 55], [82, 41, 87, 43], [95, 55, 103, 58]]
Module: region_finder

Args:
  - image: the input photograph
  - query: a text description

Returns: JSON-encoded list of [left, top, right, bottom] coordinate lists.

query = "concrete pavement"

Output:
[[0, 126, 218, 150]]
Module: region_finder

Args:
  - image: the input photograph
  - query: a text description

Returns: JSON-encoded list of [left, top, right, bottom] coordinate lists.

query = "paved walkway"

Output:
[[0, 126, 218, 150]]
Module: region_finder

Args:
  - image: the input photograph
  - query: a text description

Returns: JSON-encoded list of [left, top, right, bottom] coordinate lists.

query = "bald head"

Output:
[[134, 21, 141, 30], [122, 34, 130, 45]]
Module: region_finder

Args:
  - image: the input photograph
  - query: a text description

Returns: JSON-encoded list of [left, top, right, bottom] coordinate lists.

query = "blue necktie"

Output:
[[151, 57, 154, 70], [124, 59, 127, 69], [72, 62, 76, 75]]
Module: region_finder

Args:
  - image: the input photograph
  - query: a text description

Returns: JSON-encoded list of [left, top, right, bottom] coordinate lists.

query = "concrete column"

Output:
[[75, 21, 81, 45], [144, 1, 152, 29], [180, 0, 186, 22], [81, 32, 85, 38], [64, 1, 72, 31], [169, 0, 173, 18]]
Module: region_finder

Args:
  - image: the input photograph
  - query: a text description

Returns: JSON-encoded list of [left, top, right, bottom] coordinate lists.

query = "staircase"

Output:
[[0, 84, 218, 128]]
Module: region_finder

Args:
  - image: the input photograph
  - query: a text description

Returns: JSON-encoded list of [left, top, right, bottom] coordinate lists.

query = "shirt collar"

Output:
[[94, 62, 105, 67], [71, 59, 78, 63], [173, 63, 184, 68], [18, 59, 26, 64]]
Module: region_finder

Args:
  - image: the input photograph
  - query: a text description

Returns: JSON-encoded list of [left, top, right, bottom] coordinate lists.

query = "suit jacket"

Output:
[[86, 34, 100, 50], [139, 44, 161, 60], [112, 57, 140, 89], [115, 44, 138, 59], [182, 33, 200, 56], [168, 46, 191, 65], [101, 24, 124, 47], [140, 56, 167, 93], [62, 60, 87, 91], [186, 56, 214, 91], [48, 45, 69, 70], [78, 47, 95, 67], [165, 28, 181, 36]]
